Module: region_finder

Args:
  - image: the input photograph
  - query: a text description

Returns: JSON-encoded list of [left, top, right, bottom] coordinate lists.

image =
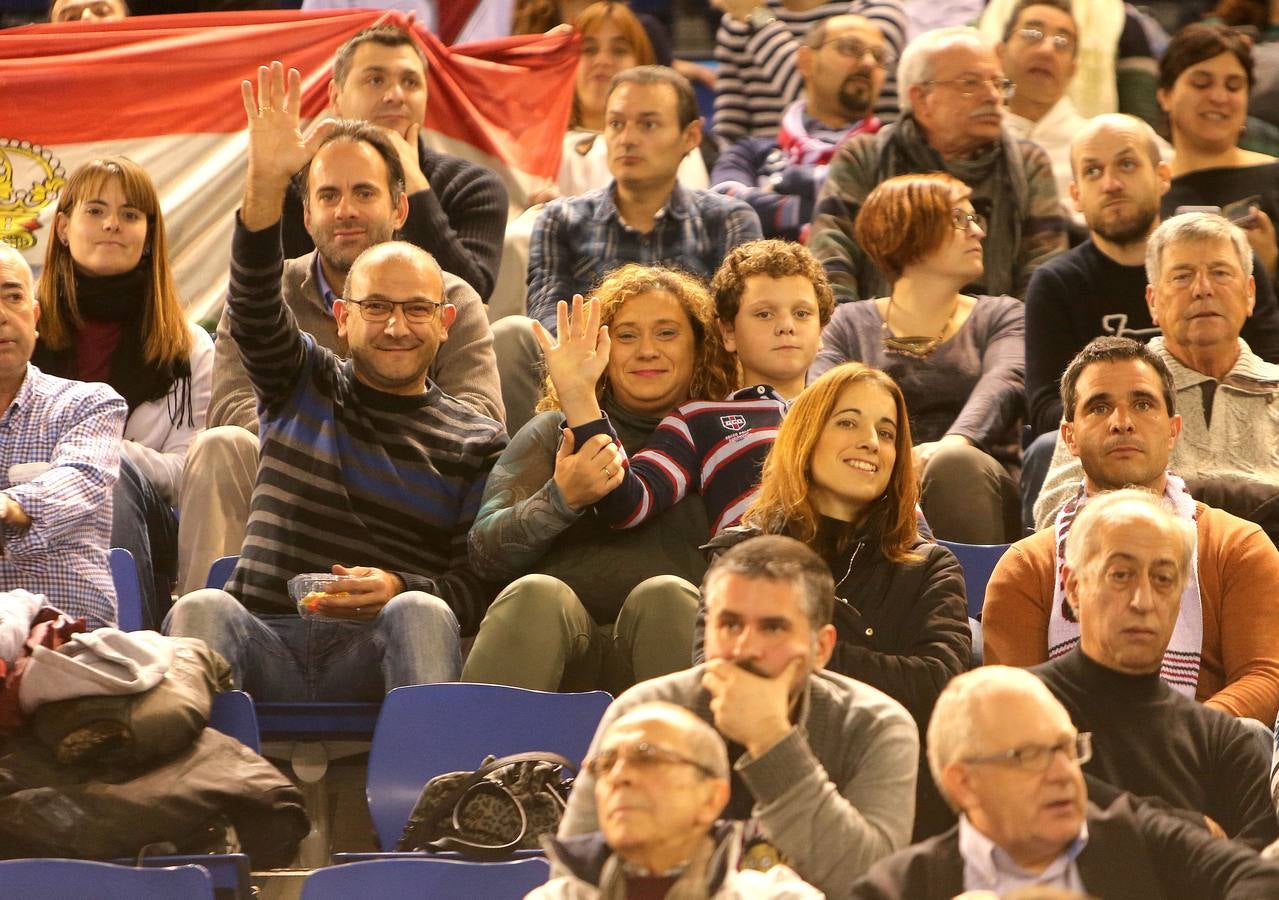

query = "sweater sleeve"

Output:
[[526, 203, 575, 333], [207, 302, 260, 433], [736, 703, 920, 893], [1013, 141, 1068, 299], [400, 152, 508, 303], [225, 216, 309, 416], [467, 413, 582, 582], [119, 323, 215, 505], [571, 409, 701, 529], [1204, 522, 1279, 724], [947, 297, 1025, 451], [809, 136, 878, 304], [809, 302, 865, 380], [1209, 715, 1279, 850], [1025, 262, 1074, 435], [829, 545, 972, 729], [431, 275, 505, 424], [981, 539, 1054, 667], [1134, 799, 1279, 898]]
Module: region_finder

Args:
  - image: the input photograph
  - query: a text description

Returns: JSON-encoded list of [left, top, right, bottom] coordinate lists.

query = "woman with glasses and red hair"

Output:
[[810, 172, 1025, 545]]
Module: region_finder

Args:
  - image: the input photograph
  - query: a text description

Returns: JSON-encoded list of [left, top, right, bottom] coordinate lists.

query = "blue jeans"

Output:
[[112, 455, 178, 631], [163, 589, 461, 701], [1020, 431, 1059, 532]]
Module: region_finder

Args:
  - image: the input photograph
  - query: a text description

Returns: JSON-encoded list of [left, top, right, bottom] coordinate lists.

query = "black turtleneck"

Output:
[[1031, 648, 1277, 849]]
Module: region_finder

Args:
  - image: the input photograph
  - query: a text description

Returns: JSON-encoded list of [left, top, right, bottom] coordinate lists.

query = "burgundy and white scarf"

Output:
[[1048, 476, 1203, 698], [776, 100, 879, 167]]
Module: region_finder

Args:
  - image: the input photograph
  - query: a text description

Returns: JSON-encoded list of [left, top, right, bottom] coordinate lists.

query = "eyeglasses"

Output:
[[584, 741, 719, 779], [951, 209, 987, 233], [819, 37, 892, 67], [1016, 26, 1076, 54], [345, 298, 444, 324], [923, 76, 1017, 100], [962, 733, 1093, 773]]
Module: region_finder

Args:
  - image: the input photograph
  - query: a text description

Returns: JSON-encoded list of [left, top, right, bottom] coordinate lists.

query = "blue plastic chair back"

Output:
[[936, 540, 1012, 620], [205, 555, 239, 590], [209, 690, 261, 754], [302, 857, 549, 899], [109, 547, 144, 632], [0, 858, 214, 899], [367, 683, 612, 851]]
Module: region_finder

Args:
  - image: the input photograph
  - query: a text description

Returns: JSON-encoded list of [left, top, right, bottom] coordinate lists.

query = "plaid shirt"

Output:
[[526, 181, 762, 332], [0, 365, 126, 629]]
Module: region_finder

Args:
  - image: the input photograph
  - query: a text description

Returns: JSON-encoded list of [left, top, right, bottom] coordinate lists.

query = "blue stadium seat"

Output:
[[205, 555, 238, 590], [358, 683, 611, 853], [301, 857, 549, 900], [109, 547, 144, 632], [936, 540, 1011, 621], [0, 858, 214, 899], [209, 690, 261, 754]]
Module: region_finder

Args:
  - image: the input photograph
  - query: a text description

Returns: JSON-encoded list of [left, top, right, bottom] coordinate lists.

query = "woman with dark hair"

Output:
[[811, 172, 1024, 544], [464, 264, 732, 693], [1158, 22, 1279, 277], [703, 361, 968, 839], [35, 156, 213, 628]]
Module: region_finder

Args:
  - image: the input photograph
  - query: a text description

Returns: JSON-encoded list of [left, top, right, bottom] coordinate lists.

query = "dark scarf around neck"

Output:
[[33, 266, 193, 424]]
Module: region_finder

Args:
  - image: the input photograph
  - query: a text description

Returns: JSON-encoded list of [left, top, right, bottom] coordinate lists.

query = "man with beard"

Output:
[[175, 119, 503, 593], [1019, 115, 1279, 522], [166, 63, 506, 701], [709, 15, 888, 242], [809, 25, 1066, 303], [983, 335, 1279, 727], [558, 535, 919, 896]]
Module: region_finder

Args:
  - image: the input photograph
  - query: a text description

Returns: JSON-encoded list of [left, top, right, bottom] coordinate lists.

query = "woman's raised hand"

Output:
[[532, 294, 611, 425]]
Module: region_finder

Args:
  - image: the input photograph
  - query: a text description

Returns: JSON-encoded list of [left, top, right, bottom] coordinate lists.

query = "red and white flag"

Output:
[[0, 10, 576, 321]]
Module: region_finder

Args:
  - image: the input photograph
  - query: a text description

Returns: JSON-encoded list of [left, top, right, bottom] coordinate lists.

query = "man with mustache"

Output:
[[559, 534, 919, 896], [850, 666, 1279, 898], [709, 15, 888, 241], [983, 334, 1279, 727], [166, 63, 507, 703], [809, 25, 1066, 303], [1032, 213, 1279, 540], [1030, 488, 1278, 851]]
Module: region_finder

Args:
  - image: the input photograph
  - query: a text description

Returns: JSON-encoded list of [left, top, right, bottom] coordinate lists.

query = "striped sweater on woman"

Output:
[[712, 0, 908, 147], [223, 219, 507, 634]]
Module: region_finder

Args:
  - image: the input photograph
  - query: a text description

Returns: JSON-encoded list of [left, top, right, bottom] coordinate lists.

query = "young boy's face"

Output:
[[720, 274, 823, 391]]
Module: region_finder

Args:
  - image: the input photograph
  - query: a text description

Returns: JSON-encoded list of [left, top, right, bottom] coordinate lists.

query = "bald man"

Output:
[[533, 702, 820, 898], [0, 245, 126, 628], [165, 63, 507, 703]]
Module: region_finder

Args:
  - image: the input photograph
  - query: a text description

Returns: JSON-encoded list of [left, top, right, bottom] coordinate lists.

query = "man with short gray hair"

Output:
[[1032, 489, 1278, 849], [810, 25, 1066, 302], [1035, 212, 1279, 533], [850, 665, 1279, 898], [559, 534, 919, 896], [532, 701, 820, 898]]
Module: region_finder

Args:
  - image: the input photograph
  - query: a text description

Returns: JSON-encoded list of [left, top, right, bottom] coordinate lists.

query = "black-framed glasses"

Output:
[[346, 298, 443, 324], [923, 76, 1016, 100], [584, 741, 719, 779], [1017, 26, 1075, 54], [951, 209, 987, 233], [819, 37, 893, 67], [963, 733, 1093, 772]]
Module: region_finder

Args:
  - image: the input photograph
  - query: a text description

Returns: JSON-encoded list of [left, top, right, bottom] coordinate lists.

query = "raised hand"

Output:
[[551, 428, 624, 512], [242, 61, 311, 187], [532, 294, 611, 427]]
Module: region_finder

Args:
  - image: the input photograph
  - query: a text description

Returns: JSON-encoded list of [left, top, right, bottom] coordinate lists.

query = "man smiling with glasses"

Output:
[[532, 702, 821, 898], [166, 63, 507, 705], [851, 665, 1279, 898], [810, 25, 1066, 303]]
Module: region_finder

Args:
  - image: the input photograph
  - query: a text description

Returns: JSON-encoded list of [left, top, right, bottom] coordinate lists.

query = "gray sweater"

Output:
[[810, 295, 1025, 465], [559, 666, 920, 899]]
